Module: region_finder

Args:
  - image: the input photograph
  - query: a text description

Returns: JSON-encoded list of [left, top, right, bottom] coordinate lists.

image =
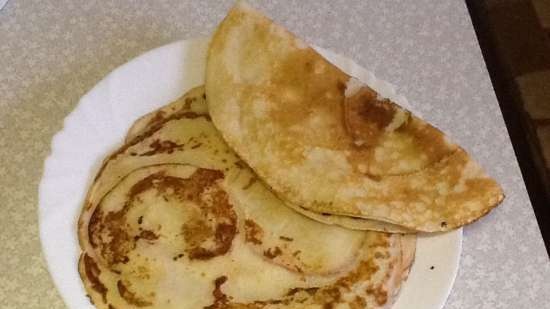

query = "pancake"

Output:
[[205, 2, 504, 232], [78, 86, 416, 309]]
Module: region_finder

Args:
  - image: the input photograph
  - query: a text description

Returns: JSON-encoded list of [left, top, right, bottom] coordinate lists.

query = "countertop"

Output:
[[1, 0, 549, 308]]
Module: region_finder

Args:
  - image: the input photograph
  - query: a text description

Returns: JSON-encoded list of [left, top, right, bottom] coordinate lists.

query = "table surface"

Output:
[[1, 1, 549, 308]]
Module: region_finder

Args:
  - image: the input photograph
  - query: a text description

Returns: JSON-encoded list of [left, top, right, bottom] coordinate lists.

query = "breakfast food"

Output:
[[75, 1, 509, 307], [206, 2, 504, 232], [78, 87, 416, 309]]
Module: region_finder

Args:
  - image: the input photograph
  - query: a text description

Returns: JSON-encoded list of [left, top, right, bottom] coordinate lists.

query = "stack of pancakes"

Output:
[[78, 2, 503, 309]]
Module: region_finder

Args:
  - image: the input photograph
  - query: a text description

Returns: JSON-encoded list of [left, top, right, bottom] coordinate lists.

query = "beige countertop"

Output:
[[1, 1, 549, 308]]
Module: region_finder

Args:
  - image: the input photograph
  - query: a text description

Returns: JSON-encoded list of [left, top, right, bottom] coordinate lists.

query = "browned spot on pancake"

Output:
[[174, 169, 237, 260], [136, 230, 159, 241], [139, 139, 184, 156], [173, 253, 185, 261], [286, 287, 319, 296], [182, 216, 212, 250], [89, 208, 134, 265], [374, 251, 390, 259], [319, 287, 342, 304], [304, 61, 313, 72], [263, 246, 282, 259], [184, 97, 194, 110], [242, 176, 257, 190], [279, 236, 293, 242], [90, 167, 236, 266], [117, 280, 153, 307], [82, 254, 108, 303], [351, 296, 366, 309], [204, 276, 229, 309], [213, 276, 228, 302], [191, 143, 203, 149], [365, 285, 388, 306], [147, 110, 166, 128], [344, 86, 401, 147], [366, 173, 383, 181], [292, 250, 301, 257], [336, 80, 346, 93], [85, 294, 94, 305], [244, 219, 263, 245], [184, 222, 236, 260], [108, 304, 117, 309], [337, 258, 380, 288]]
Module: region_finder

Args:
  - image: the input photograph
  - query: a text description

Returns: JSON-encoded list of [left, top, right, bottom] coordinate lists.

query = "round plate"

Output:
[[39, 38, 461, 309]]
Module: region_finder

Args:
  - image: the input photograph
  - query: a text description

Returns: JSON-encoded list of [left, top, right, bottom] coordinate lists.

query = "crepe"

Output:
[[78, 86, 416, 309], [205, 2, 504, 232]]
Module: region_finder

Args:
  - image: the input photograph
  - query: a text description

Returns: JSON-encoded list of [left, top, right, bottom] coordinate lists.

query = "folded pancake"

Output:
[[78, 86, 416, 309], [205, 2, 504, 232]]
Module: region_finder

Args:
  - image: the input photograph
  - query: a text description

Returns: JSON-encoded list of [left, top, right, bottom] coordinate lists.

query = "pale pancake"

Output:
[[78, 87, 415, 309], [205, 2, 504, 232]]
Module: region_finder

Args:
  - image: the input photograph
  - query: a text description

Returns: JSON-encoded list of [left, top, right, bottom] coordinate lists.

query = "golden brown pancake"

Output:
[[78, 86, 416, 309], [205, 2, 504, 232]]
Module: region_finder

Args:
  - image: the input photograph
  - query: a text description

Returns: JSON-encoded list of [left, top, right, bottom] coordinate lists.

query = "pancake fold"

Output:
[[205, 1, 504, 232]]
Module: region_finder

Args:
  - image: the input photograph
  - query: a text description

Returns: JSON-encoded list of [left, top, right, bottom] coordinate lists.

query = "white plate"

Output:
[[38, 38, 461, 309]]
